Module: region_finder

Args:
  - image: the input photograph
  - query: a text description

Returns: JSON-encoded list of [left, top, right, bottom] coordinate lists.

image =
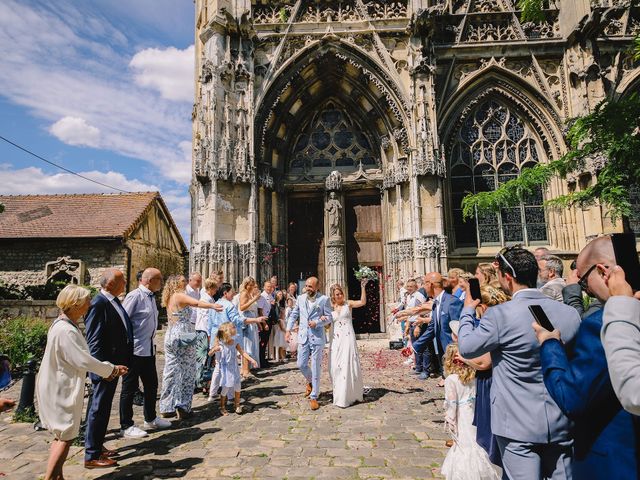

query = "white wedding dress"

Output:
[[330, 304, 363, 408]]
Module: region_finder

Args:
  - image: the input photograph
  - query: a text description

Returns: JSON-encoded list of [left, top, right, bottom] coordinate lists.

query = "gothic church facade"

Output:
[[191, 0, 640, 332]]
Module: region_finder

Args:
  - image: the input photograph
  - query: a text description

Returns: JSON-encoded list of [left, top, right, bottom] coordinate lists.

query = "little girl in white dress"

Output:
[[210, 322, 257, 415], [441, 331, 501, 480]]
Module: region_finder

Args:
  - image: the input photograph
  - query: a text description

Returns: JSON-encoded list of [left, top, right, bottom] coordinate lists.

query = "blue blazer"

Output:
[[414, 291, 462, 354], [541, 309, 640, 479], [286, 293, 332, 346], [85, 293, 133, 381]]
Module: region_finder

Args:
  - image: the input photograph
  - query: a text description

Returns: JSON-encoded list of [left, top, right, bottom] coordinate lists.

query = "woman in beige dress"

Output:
[[36, 285, 128, 480]]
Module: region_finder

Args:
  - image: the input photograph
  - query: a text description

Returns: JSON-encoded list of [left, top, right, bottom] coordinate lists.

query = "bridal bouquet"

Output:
[[354, 265, 378, 281]]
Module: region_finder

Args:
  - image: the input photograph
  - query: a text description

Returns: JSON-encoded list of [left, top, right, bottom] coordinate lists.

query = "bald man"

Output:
[[412, 272, 463, 380], [533, 236, 640, 478], [120, 268, 170, 439], [286, 276, 333, 410]]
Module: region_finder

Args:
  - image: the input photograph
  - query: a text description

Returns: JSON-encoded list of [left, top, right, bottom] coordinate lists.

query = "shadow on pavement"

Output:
[[111, 427, 220, 460], [92, 457, 202, 479]]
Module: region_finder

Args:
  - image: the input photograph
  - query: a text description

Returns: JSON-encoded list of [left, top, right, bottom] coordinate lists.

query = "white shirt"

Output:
[[186, 284, 200, 324], [101, 289, 129, 334], [258, 291, 272, 317], [406, 290, 426, 323], [196, 291, 213, 332]]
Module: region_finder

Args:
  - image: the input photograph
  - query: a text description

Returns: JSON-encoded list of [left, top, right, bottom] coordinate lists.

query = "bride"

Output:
[[329, 279, 368, 408]]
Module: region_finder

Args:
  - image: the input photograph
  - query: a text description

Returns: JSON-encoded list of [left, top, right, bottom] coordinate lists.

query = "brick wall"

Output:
[[0, 238, 126, 288]]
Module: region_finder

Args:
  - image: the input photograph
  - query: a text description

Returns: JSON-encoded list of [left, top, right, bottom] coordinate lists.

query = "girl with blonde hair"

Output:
[[209, 322, 257, 415], [159, 275, 221, 419], [475, 263, 498, 287], [37, 285, 128, 480], [236, 276, 267, 378], [441, 337, 501, 480], [455, 279, 510, 470]]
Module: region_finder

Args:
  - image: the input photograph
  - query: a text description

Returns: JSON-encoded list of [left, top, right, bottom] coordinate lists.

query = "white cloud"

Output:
[[0, 164, 157, 195], [0, 0, 194, 185], [130, 46, 194, 102], [49, 116, 101, 147]]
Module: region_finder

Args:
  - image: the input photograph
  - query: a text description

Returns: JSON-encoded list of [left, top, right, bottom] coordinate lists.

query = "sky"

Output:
[[0, 0, 196, 242]]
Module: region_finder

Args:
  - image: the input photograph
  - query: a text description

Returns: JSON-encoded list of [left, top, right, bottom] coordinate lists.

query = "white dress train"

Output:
[[330, 304, 363, 408], [441, 374, 502, 480]]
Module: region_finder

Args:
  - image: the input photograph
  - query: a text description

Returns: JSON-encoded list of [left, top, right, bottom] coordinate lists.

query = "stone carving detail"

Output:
[[258, 165, 274, 189], [252, 1, 407, 24], [465, 21, 520, 42], [326, 245, 344, 266], [386, 239, 414, 263], [45, 257, 85, 284], [415, 235, 440, 258], [325, 192, 343, 241], [565, 154, 608, 183], [325, 170, 343, 191], [521, 21, 560, 39]]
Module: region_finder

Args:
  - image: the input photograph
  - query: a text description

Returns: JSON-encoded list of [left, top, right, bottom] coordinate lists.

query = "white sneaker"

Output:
[[143, 417, 171, 430], [120, 425, 148, 438]]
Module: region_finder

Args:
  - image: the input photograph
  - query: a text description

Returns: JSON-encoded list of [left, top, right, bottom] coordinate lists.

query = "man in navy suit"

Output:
[[84, 269, 133, 469], [412, 272, 463, 380], [458, 247, 581, 479], [534, 236, 640, 479]]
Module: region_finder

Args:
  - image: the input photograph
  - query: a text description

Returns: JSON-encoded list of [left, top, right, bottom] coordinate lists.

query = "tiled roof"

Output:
[[0, 192, 166, 239]]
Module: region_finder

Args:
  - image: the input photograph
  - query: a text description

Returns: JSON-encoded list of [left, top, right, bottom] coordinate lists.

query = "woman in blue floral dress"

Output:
[[160, 275, 221, 419]]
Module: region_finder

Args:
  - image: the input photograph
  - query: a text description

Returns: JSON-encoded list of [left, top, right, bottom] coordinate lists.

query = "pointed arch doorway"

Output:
[[284, 102, 384, 333]]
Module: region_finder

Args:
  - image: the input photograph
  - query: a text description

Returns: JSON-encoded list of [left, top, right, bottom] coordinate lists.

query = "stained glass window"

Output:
[[449, 99, 548, 247], [289, 102, 378, 174]]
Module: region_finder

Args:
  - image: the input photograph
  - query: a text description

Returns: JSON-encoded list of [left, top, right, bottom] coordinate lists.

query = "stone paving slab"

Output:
[[0, 339, 448, 479]]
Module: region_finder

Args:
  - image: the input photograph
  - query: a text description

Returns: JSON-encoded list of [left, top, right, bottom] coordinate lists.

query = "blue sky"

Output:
[[0, 0, 196, 241]]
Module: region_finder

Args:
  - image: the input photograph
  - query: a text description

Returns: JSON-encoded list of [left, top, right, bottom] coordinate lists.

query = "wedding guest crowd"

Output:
[[389, 234, 640, 480], [30, 229, 640, 479]]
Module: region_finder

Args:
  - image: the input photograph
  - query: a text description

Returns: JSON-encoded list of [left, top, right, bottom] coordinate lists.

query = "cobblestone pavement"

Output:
[[0, 339, 449, 479]]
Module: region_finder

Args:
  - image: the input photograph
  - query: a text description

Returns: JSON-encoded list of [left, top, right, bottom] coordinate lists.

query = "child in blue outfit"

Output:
[[209, 322, 257, 415]]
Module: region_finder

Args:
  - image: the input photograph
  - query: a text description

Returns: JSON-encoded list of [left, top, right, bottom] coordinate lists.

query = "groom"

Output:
[[286, 276, 333, 410]]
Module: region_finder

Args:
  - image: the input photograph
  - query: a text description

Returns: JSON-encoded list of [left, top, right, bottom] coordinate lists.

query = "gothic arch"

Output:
[[440, 68, 566, 161], [440, 74, 564, 249], [255, 40, 412, 177]]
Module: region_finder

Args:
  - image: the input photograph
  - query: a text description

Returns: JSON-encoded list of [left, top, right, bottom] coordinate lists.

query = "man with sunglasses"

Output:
[[459, 246, 581, 480], [533, 236, 640, 479]]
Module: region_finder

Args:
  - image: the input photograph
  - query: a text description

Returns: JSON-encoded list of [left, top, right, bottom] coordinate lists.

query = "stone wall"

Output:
[[0, 238, 127, 288], [0, 300, 58, 322]]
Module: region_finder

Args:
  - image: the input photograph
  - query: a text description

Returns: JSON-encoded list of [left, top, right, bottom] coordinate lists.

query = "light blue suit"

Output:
[[287, 292, 333, 400], [458, 289, 581, 480]]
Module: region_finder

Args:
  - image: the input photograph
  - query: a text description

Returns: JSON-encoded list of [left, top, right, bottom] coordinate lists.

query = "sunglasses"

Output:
[[577, 264, 610, 292], [494, 245, 522, 278]]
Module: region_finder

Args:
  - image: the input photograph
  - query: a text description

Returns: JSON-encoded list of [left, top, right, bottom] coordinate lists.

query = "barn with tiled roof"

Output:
[[0, 192, 187, 291]]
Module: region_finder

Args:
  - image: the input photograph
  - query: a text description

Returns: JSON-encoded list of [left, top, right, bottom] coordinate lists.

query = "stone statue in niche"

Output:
[[325, 192, 342, 241]]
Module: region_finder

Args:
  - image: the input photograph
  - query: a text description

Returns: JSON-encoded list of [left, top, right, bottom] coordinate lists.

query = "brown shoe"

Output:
[[85, 457, 118, 469], [101, 448, 119, 458], [304, 383, 313, 397], [445, 439, 454, 448], [309, 399, 320, 410]]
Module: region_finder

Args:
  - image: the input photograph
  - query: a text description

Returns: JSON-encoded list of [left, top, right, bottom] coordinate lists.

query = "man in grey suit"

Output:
[[286, 276, 333, 410], [458, 247, 581, 480]]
